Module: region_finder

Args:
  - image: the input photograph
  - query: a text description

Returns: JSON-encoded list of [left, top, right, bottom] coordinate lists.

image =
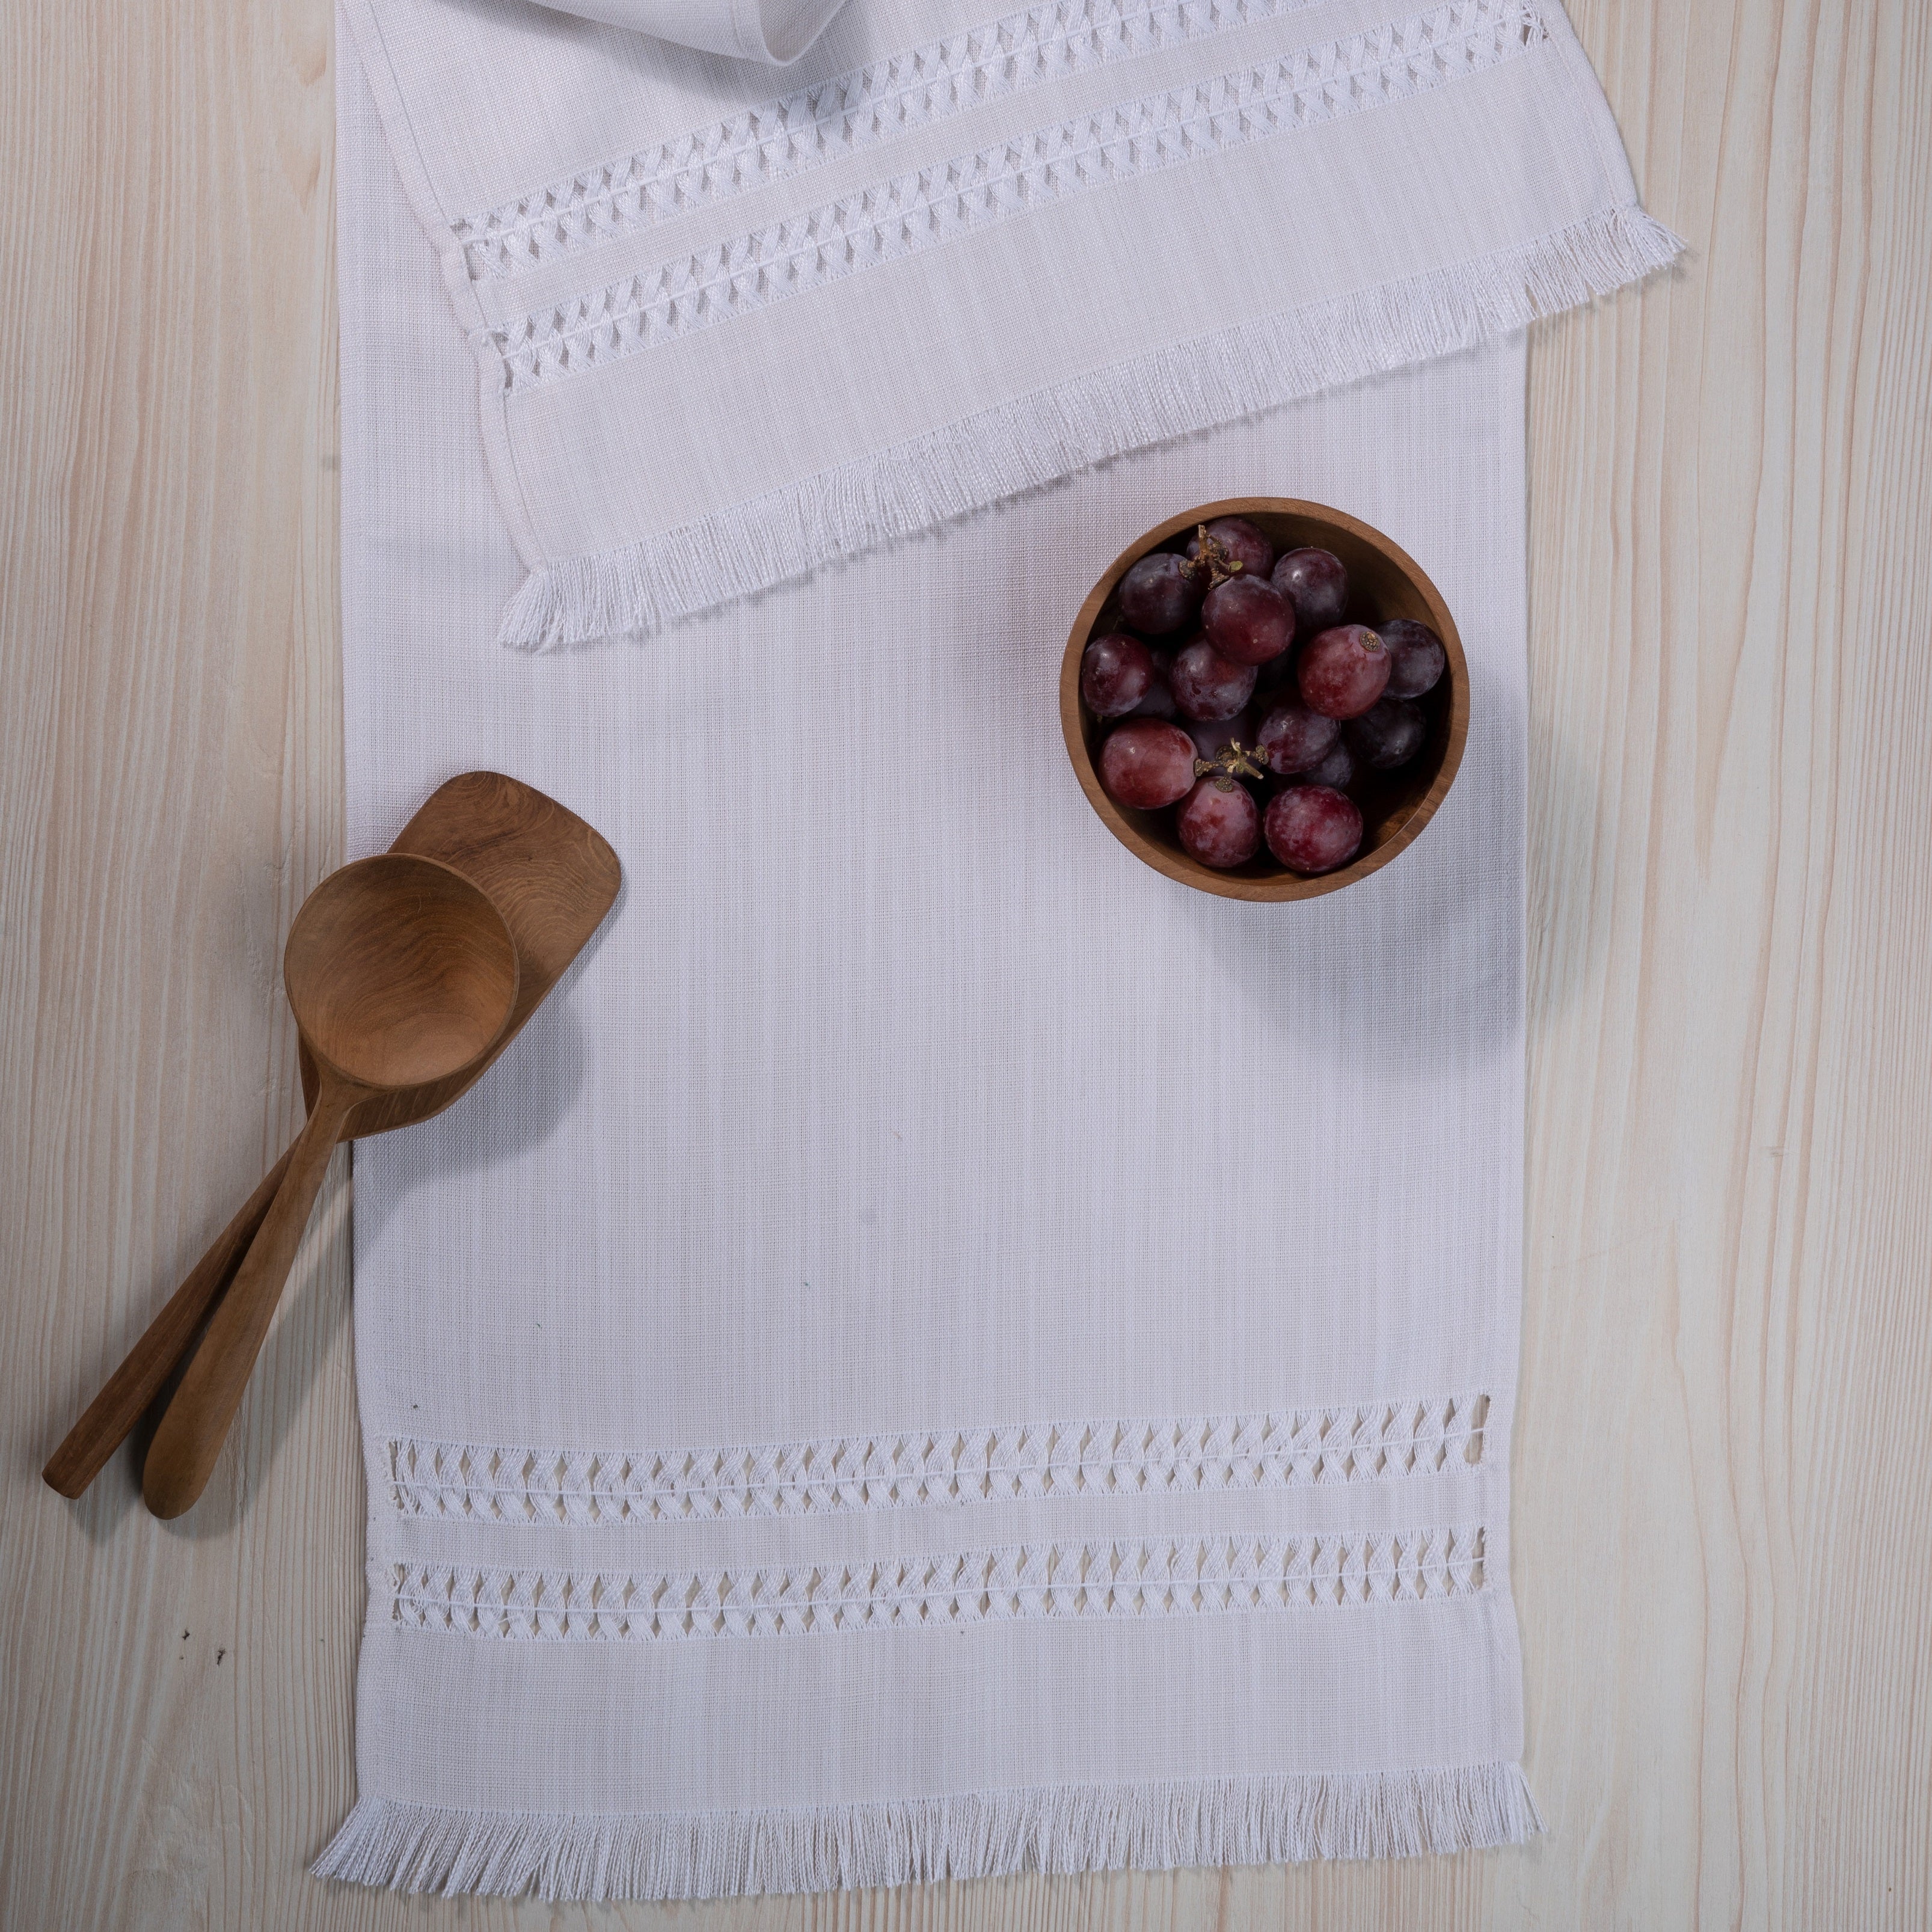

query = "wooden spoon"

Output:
[[140, 854, 518, 1519], [41, 772, 619, 1501]]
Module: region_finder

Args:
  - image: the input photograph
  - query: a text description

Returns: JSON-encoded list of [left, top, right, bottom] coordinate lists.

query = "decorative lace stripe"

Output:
[[388, 1527, 1488, 1641], [486, 0, 1548, 391], [384, 1394, 1488, 1525], [455, 0, 1336, 280]]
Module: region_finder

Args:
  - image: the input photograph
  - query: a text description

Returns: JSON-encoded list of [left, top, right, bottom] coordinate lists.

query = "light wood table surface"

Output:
[[4, 1, 1928, 1925]]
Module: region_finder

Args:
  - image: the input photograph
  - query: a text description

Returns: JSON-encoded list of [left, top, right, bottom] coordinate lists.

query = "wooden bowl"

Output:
[[1060, 498, 1470, 902]]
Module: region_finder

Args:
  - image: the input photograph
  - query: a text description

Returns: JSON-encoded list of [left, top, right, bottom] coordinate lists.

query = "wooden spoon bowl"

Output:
[[1061, 497, 1470, 902], [287, 853, 520, 1090]]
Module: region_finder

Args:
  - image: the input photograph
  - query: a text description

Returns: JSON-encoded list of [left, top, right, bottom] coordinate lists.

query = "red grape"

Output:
[[1272, 548, 1349, 636], [1098, 719, 1197, 809], [1201, 577, 1292, 665], [1346, 696, 1426, 769], [1170, 635, 1257, 721], [1263, 785, 1363, 873], [1178, 776, 1262, 868], [1188, 516, 1274, 581], [1081, 632, 1156, 717], [1377, 618, 1447, 698], [1254, 698, 1340, 776], [1298, 624, 1390, 719], [1293, 738, 1356, 791], [1118, 551, 1204, 635]]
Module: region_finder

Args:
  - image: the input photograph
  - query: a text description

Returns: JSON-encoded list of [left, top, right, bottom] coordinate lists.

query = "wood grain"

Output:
[[2, 0, 1928, 1925]]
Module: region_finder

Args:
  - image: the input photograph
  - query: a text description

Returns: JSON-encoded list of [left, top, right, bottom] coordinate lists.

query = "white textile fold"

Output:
[[340, 0, 1677, 647], [527, 0, 848, 65]]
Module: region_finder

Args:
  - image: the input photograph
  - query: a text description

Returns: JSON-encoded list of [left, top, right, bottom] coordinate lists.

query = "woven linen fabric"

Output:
[[340, 0, 1676, 648], [317, 0, 1674, 1904]]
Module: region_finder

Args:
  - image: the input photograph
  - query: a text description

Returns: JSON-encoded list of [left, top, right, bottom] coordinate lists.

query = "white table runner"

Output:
[[341, 0, 1673, 646], [317, 0, 1674, 1901]]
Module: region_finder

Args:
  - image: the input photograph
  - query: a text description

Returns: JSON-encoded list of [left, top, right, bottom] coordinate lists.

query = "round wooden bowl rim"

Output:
[[1059, 496, 1471, 903]]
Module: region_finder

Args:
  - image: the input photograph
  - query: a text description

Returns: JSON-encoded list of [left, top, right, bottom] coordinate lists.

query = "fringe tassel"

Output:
[[312, 1761, 1545, 1902], [498, 204, 1682, 649]]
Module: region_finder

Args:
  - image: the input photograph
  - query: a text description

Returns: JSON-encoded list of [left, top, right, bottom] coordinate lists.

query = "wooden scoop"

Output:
[[140, 854, 518, 1519], [42, 773, 620, 1501]]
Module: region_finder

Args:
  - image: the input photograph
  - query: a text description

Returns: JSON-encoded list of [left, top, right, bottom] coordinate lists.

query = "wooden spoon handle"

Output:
[[141, 1085, 361, 1519], [40, 1147, 295, 1498]]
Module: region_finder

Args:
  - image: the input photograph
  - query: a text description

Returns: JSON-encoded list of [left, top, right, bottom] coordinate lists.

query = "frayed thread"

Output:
[[313, 1761, 1544, 1901], [498, 203, 1681, 649]]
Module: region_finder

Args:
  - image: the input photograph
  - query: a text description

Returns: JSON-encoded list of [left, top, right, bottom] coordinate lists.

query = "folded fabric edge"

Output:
[[523, 0, 847, 66], [497, 203, 1681, 651], [310, 1761, 1544, 1901]]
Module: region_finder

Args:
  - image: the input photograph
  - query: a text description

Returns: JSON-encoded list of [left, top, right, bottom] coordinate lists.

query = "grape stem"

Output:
[[1194, 740, 1268, 782], [1190, 526, 1245, 588]]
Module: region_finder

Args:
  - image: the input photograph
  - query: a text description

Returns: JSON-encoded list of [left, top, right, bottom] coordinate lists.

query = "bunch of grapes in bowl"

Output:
[[1076, 514, 1450, 882]]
